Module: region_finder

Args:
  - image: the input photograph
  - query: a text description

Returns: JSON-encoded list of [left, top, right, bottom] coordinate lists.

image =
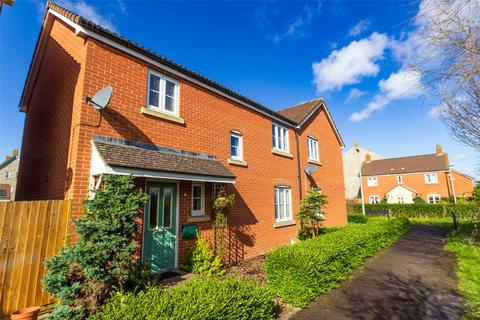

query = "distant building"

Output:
[[361, 145, 474, 204], [343, 144, 383, 200], [0, 149, 19, 201]]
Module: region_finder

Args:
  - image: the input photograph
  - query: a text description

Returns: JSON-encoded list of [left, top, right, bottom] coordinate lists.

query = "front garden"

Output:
[[41, 177, 413, 319]]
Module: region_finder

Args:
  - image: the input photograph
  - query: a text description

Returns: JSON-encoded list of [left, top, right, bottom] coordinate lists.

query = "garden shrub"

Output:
[[183, 233, 225, 277], [265, 218, 410, 307], [89, 277, 275, 320], [351, 203, 480, 219], [347, 214, 368, 224], [413, 196, 426, 204], [42, 175, 149, 319], [298, 189, 328, 240]]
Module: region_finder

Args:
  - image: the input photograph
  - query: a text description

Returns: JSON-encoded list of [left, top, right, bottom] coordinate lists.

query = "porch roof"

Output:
[[91, 136, 236, 183]]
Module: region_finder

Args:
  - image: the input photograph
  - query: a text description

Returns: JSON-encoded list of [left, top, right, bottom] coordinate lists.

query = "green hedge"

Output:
[[264, 218, 410, 307], [89, 277, 275, 320], [347, 214, 369, 224], [351, 203, 480, 218]]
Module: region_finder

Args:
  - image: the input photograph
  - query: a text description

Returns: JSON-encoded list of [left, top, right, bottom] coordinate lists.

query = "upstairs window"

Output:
[[230, 131, 243, 161], [424, 173, 438, 184], [367, 177, 378, 187], [5, 171, 10, 179], [274, 186, 292, 222], [397, 176, 403, 184], [147, 70, 179, 116], [369, 195, 380, 204], [307, 136, 319, 162], [272, 124, 289, 152], [428, 194, 440, 204]]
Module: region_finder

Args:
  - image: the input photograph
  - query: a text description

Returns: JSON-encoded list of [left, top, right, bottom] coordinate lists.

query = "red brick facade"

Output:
[[16, 14, 347, 265]]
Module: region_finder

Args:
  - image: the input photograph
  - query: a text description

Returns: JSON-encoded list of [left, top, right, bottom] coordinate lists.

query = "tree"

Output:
[[472, 182, 480, 204], [298, 189, 328, 240], [42, 175, 148, 319], [412, 0, 480, 150]]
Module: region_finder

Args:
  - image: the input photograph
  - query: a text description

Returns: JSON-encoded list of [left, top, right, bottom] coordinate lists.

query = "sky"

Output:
[[0, 0, 478, 178]]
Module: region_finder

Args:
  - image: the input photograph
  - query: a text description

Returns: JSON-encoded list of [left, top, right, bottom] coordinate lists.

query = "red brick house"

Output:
[[361, 145, 474, 204], [16, 2, 347, 271]]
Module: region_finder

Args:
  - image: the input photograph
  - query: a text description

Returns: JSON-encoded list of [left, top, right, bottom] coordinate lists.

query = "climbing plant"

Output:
[[212, 186, 235, 262]]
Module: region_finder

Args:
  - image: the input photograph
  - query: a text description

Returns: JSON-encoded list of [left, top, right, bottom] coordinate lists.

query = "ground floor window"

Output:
[[397, 197, 404, 204], [275, 186, 292, 222], [192, 182, 205, 216], [369, 195, 380, 204], [427, 194, 440, 204]]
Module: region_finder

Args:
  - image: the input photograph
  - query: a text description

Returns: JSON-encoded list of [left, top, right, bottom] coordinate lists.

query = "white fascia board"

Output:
[[47, 10, 292, 128]]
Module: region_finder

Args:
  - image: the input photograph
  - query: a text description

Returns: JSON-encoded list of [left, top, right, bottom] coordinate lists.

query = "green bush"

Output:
[[42, 175, 149, 319], [351, 203, 480, 219], [264, 218, 410, 307], [413, 196, 426, 204], [89, 277, 275, 320], [183, 234, 225, 277], [347, 214, 368, 224]]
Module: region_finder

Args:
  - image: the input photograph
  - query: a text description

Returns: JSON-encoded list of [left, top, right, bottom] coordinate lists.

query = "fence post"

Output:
[[452, 212, 458, 231]]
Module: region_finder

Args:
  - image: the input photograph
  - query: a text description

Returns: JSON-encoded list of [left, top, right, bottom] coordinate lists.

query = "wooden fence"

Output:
[[0, 200, 72, 317]]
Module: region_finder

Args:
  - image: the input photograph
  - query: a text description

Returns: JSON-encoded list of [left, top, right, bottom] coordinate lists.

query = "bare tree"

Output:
[[413, 0, 480, 150]]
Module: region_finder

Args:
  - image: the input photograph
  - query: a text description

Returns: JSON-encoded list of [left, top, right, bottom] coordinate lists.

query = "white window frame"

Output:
[[191, 182, 205, 216], [424, 172, 438, 184], [427, 194, 441, 204], [397, 196, 405, 204], [146, 70, 180, 117], [307, 136, 319, 162], [274, 186, 292, 222], [272, 124, 289, 153], [397, 175, 403, 184], [367, 177, 378, 187], [230, 131, 243, 161], [369, 195, 380, 204], [5, 171, 11, 179]]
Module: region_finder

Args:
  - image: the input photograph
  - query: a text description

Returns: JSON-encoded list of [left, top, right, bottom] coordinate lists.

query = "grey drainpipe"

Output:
[[295, 126, 303, 201]]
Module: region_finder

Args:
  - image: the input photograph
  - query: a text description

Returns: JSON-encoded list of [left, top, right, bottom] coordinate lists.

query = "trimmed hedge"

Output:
[[347, 214, 369, 224], [265, 218, 410, 307], [351, 203, 480, 218], [89, 277, 275, 320]]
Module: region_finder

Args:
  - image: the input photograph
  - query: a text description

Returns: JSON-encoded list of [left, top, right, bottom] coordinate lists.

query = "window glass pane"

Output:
[[149, 188, 159, 229], [0, 189, 6, 197], [149, 91, 159, 108], [279, 189, 285, 220], [150, 74, 160, 91], [193, 186, 201, 198], [165, 80, 175, 97], [285, 189, 291, 219], [193, 198, 202, 211], [165, 96, 174, 112], [272, 125, 276, 148], [274, 188, 279, 220], [163, 188, 172, 228]]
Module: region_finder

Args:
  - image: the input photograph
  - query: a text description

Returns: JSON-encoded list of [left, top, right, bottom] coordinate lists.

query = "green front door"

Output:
[[143, 182, 177, 271]]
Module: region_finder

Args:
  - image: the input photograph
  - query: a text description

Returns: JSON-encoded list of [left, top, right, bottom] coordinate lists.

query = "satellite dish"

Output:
[[86, 86, 112, 110], [304, 164, 318, 175]]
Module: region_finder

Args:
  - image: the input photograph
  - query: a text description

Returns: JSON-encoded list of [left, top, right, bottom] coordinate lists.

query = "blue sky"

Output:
[[0, 0, 478, 178]]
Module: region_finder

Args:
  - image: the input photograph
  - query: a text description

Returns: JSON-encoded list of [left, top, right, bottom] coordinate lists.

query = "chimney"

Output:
[[365, 153, 371, 162], [436, 144, 443, 154]]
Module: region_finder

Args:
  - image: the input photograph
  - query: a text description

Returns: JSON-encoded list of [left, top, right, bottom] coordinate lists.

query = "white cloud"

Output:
[[348, 18, 371, 37], [379, 69, 422, 100], [345, 88, 367, 103], [452, 154, 468, 162], [350, 69, 423, 122], [312, 32, 388, 93], [349, 94, 389, 122], [427, 103, 446, 119], [58, 0, 118, 33]]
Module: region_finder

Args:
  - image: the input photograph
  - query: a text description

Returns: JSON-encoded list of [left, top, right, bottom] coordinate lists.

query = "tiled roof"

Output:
[[93, 136, 235, 179], [0, 156, 18, 171], [277, 99, 324, 124], [362, 153, 449, 176], [42, 2, 296, 126]]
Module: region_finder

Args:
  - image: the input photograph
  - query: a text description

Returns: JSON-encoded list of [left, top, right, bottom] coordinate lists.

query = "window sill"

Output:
[[308, 159, 322, 165], [272, 149, 293, 159], [274, 220, 296, 228], [141, 107, 185, 124], [187, 215, 211, 223], [228, 158, 248, 167]]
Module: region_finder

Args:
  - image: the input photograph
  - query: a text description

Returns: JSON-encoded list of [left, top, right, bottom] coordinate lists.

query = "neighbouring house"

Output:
[[342, 144, 383, 200], [0, 149, 19, 201], [361, 145, 474, 204], [16, 2, 347, 271]]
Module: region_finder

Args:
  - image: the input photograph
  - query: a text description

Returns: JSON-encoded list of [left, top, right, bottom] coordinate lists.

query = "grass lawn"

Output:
[[411, 218, 480, 319]]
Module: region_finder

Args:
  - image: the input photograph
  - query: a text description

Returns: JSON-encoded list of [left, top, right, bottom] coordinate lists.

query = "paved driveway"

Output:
[[292, 224, 465, 320]]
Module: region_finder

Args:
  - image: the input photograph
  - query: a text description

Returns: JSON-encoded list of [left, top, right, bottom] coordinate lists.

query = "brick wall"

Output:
[[17, 16, 347, 262]]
